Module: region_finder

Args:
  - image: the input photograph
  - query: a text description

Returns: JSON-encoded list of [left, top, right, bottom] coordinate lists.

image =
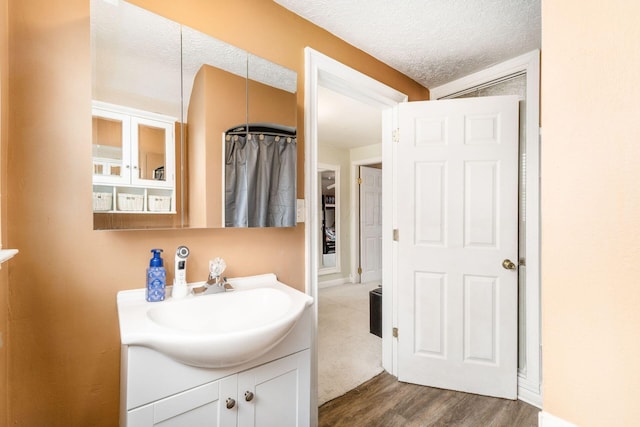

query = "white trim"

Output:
[[538, 412, 577, 427], [317, 277, 353, 289], [430, 50, 538, 100], [304, 47, 407, 424], [431, 50, 542, 407], [517, 376, 543, 408]]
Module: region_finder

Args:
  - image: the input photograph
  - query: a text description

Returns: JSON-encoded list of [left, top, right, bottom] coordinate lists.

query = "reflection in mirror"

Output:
[[224, 124, 297, 227], [91, 0, 298, 230], [220, 54, 298, 228], [91, 0, 182, 230], [319, 165, 340, 273], [181, 26, 248, 228]]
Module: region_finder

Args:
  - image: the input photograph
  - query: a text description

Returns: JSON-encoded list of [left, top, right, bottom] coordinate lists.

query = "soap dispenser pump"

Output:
[[146, 249, 166, 302]]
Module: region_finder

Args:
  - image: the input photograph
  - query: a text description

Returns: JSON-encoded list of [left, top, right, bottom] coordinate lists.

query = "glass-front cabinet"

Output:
[[92, 101, 176, 214]]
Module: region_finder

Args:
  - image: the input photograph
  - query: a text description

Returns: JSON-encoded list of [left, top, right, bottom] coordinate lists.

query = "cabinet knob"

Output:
[[226, 398, 236, 409], [244, 391, 254, 402]]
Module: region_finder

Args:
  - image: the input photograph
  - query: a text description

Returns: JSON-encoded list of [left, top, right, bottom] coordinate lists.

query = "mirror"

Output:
[[91, 0, 297, 230], [91, 0, 182, 230], [223, 54, 298, 228], [318, 165, 340, 273], [181, 25, 248, 228]]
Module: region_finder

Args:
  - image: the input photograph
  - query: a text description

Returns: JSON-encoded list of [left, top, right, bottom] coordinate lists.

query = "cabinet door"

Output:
[[237, 350, 310, 427], [126, 375, 237, 427], [131, 116, 175, 188], [92, 107, 131, 185]]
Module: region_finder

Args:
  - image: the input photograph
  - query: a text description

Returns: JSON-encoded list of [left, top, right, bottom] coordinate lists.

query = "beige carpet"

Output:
[[318, 282, 384, 405]]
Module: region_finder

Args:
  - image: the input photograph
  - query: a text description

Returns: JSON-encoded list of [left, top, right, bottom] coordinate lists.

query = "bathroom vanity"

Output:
[[117, 274, 313, 426]]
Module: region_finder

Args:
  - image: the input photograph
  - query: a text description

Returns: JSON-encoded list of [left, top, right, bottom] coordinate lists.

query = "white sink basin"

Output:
[[117, 274, 313, 368]]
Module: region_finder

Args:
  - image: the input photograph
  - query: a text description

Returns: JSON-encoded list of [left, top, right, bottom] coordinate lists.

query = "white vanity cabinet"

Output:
[[125, 350, 310, 427], [120, 306, 312, 427], [126, 375, 237, 426], [236, 350, 310, 427], [92, 101, 176, 213]]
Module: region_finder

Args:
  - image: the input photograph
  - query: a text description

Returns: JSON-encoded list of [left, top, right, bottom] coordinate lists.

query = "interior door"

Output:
[[397, 96, 519, 399], [360, 165, 383, 283]]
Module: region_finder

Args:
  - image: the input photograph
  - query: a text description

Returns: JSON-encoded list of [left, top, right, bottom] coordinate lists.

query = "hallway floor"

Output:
[[318, 282, 383, 404], [319, 371, 539, 427]]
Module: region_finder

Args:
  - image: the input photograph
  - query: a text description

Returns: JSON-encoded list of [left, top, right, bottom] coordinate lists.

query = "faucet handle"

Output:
[[209, 257, 226, 278]]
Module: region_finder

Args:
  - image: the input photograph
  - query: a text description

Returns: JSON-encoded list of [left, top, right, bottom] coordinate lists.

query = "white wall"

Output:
[[317, 143, 382, 286]]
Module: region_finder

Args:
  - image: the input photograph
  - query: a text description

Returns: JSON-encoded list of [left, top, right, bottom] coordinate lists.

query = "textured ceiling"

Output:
[[92, 0, 296, 120], [274, 0, 541, 89]]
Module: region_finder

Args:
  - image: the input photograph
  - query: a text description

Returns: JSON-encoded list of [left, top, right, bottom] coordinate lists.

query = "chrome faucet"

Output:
[[191, 257, 233, 296], [192, 275, 233, 296]]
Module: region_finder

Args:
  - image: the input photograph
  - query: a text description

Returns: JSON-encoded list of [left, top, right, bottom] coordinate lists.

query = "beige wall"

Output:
[[5, 0, 426, 424], [187, 65, 247, 228], [541, 0, 640, 425], [0, 0, 8, 423]]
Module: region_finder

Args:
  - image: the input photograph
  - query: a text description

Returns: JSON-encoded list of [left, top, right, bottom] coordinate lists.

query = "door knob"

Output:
[[502, 259, 517, 270], [245, 391, 254, 402]]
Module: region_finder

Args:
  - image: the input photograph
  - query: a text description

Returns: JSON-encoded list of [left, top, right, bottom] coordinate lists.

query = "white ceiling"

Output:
[[277, 0, 540, 151], [274, 0, 541, 89], [317, 86, 381, 149]]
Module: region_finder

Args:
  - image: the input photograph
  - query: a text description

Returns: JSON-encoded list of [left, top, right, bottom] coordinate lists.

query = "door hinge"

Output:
[[392, 128, 400, 143], [393, 229, 399, 241], [357, 266, 362, 275], [357, 177, 362, 185], [392, 327, 398, 338]]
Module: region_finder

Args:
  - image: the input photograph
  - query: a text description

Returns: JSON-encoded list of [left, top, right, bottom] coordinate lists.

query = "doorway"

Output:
[[304, 48, 542, 415], [315, 89, 385, 404], [356, 164, 383, 284], [305, 48, 407, 419]]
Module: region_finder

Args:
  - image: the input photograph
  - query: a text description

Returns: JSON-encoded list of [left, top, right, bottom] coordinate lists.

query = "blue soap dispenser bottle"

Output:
[[146, 249, 166, 302]]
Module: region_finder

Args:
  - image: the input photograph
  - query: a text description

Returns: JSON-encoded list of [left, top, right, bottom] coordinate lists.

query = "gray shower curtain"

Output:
[[225, 127, 297, 227]]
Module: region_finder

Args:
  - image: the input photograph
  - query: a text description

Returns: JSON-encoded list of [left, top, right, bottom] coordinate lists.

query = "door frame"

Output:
[[431, 50, 541, 407], [304, 47, 407, 421]]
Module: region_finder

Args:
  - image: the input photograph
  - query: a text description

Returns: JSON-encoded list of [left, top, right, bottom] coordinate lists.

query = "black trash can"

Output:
[[369, 287, 382, 338]]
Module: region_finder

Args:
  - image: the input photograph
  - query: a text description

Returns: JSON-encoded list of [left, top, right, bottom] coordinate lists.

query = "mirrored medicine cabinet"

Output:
[[91, 0, 297, 230]]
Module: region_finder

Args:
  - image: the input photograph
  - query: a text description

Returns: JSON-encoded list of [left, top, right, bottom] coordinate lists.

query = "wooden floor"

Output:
[[319, 372, 539, 427]]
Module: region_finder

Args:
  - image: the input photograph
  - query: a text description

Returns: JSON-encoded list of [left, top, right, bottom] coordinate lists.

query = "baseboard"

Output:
[[518, 387, 542, 409], [538, 412, 577, 427], [517, 375, 542, 408], [318, 277, 352, 289]]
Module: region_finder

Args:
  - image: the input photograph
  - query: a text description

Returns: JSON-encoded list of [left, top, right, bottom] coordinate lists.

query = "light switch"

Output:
[[296, 199, 305, 223]]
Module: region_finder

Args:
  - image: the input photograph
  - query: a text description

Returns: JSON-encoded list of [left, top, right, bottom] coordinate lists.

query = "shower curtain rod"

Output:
[[225, 123, 296, 138]]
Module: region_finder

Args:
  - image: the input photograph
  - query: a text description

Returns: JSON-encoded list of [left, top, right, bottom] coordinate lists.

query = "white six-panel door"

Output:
[[360, 166, 383, 283], [397, 96, 519, 399]]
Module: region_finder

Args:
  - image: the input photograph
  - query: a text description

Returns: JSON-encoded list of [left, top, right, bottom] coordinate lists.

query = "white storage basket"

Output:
[[117, 193, 144, 211], [148, 195, 171, 212], [92, 192, 113, 212]]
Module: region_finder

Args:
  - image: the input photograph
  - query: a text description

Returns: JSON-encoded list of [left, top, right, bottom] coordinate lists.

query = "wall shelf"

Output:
[[0, 249, 19, 265]]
